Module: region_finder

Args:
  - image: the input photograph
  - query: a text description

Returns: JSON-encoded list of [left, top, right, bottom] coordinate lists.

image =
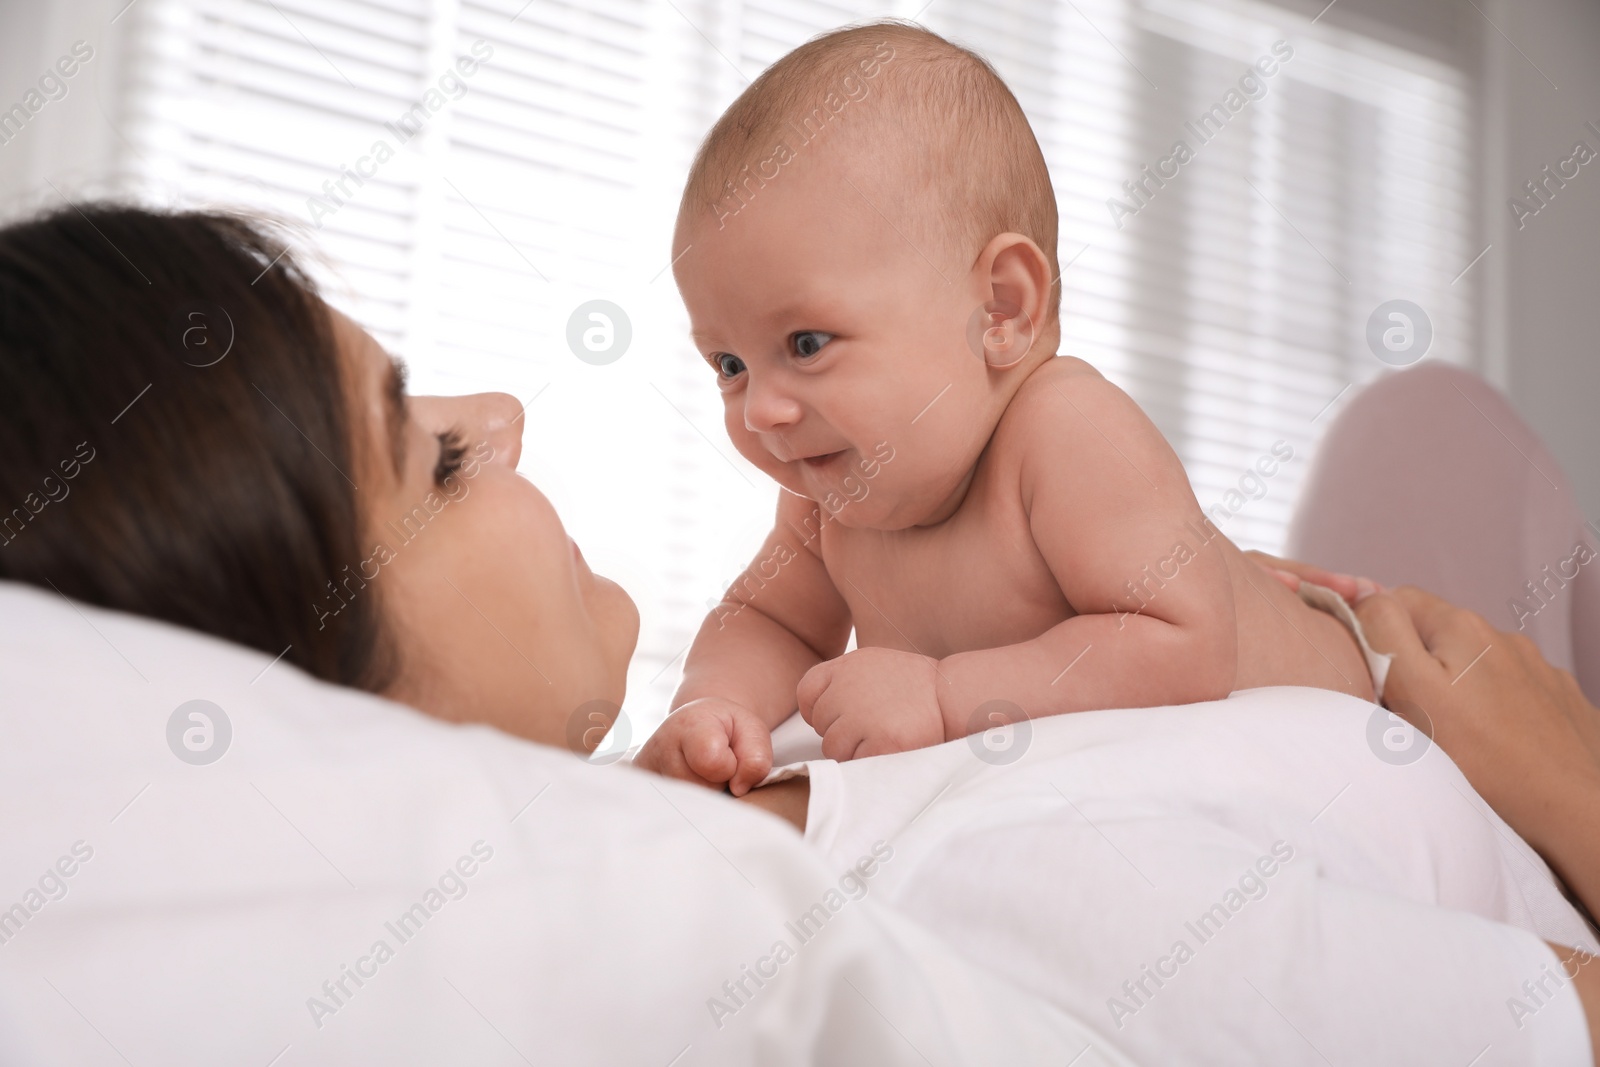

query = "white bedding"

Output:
[[7, 575, 1596, 1067], [771, 688, 1598, 1065], [0, 581, 1123, 1067]]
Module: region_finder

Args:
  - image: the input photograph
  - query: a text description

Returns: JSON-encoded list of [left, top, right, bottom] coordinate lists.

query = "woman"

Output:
[[1, 205, 1596, 1064], [0, 205, 1088, 1066]]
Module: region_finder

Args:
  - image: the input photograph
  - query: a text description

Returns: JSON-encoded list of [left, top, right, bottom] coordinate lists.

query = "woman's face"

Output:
[[332, 310, 639, 750]]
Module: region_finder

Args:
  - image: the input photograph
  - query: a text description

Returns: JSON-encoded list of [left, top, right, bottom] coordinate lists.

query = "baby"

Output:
[[636, 22, 1374, 794]]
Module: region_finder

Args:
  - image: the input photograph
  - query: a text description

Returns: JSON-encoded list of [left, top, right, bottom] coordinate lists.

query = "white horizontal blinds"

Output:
[[433, 0, 730, 731], [437, 0, 648, 385], [1123, 17, 1323, 549], [737, 1, 892, 68], [120, 0, 438, 351], [1150, 0, 1471, 552]]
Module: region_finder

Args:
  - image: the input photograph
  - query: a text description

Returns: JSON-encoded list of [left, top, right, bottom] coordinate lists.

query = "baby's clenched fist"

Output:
[[798, 647, 947, 761], [633, 697, 774, 796]]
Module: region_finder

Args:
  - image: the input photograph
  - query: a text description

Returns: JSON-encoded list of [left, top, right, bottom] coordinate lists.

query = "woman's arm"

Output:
[[1251, 545, 1600, 906], [1347, 582, 1600, 914], [1253, 551, 1600, 1060]]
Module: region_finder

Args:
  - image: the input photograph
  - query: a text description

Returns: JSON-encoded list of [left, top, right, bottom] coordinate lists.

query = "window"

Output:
[[107, 0, 1473, 737], [925, 0, 1472, 549]]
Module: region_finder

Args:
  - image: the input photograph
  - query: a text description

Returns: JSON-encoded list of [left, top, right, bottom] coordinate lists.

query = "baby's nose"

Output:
[[743, 378, 803, 434]]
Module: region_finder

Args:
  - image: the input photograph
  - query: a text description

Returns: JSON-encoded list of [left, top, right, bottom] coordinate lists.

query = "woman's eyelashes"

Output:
[[434, 427, 468, 486]]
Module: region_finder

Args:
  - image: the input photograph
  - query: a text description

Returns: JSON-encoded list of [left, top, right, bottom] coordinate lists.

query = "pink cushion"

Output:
[[1286, 362, 1600, 701]]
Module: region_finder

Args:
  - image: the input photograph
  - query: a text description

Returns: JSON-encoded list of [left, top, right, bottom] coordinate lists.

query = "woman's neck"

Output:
[[736, 776, 809, 832]]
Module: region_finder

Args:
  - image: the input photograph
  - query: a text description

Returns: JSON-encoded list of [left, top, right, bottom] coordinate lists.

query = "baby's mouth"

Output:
[[801, 450, 846, 469]]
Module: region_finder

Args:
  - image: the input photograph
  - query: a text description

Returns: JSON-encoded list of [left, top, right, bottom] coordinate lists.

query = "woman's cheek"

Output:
[[483, 471, 567, 555]]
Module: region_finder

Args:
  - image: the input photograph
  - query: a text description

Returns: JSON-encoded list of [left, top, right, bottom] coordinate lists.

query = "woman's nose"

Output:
[[417, 392, 525, 469], [470, 392, 525, 469], [743, 375, 803, 434]]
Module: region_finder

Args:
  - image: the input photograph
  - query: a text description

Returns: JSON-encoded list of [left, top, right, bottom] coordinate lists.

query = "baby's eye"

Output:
[[713, 353, 746, 379], [791, 331, 833, 358]]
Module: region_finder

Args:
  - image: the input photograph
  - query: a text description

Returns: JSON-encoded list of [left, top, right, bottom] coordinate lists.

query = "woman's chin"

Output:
[[601, 576, 642, 686]]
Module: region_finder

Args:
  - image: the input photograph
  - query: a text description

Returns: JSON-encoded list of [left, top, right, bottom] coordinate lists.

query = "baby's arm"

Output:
[[934, 369, 1237, 734], [635, 490, 852, 793]]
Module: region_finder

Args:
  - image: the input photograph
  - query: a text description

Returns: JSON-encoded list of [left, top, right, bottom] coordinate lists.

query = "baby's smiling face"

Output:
[[674, 155, 1008, 530]]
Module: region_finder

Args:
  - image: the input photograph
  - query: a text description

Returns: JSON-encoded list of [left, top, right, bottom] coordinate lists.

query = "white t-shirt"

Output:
[[0, 582, 1122, 1067], [770, 687, 1597, 1066]]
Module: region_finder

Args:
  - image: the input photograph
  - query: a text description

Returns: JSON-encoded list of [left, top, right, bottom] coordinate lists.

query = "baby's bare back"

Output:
[[1218, 535, 1374, 701]]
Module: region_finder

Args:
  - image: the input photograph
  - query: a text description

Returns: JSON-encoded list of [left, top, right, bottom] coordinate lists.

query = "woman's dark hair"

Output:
[[0, 203, 394, 690]]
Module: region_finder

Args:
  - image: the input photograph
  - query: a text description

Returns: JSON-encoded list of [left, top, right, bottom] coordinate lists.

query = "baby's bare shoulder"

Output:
[[997, 355, 1187, 501], [1029, 353, 1104, 385], [1000, 355, 1150, 447]]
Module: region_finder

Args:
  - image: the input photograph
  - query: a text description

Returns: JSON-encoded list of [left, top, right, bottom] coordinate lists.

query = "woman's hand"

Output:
[[1351, 584, 1600, 862], [1242, 548, 1378, 603]]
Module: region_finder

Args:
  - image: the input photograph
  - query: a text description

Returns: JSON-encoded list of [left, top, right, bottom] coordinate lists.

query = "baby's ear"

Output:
[[971, 297, 1032, 368], [971, 233, 1053, 369]]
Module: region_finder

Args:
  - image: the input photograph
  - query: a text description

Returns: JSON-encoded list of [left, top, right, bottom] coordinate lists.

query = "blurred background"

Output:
[[2, 0, 1596, 739]]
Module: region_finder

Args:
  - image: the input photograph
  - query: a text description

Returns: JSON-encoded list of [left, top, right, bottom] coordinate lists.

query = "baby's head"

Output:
[[673, 22, 1060, 529]]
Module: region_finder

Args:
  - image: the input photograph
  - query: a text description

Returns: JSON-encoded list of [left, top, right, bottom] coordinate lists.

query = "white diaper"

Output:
[[1296, 579, 1394, 702]]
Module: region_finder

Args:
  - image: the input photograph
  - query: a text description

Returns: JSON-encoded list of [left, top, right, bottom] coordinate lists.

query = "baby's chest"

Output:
[[823, 513, 1073, 658]]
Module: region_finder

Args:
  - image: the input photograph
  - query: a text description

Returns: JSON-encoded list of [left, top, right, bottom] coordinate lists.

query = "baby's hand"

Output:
[[634, 698, 774, 796], [798, 648, 945, 761]]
